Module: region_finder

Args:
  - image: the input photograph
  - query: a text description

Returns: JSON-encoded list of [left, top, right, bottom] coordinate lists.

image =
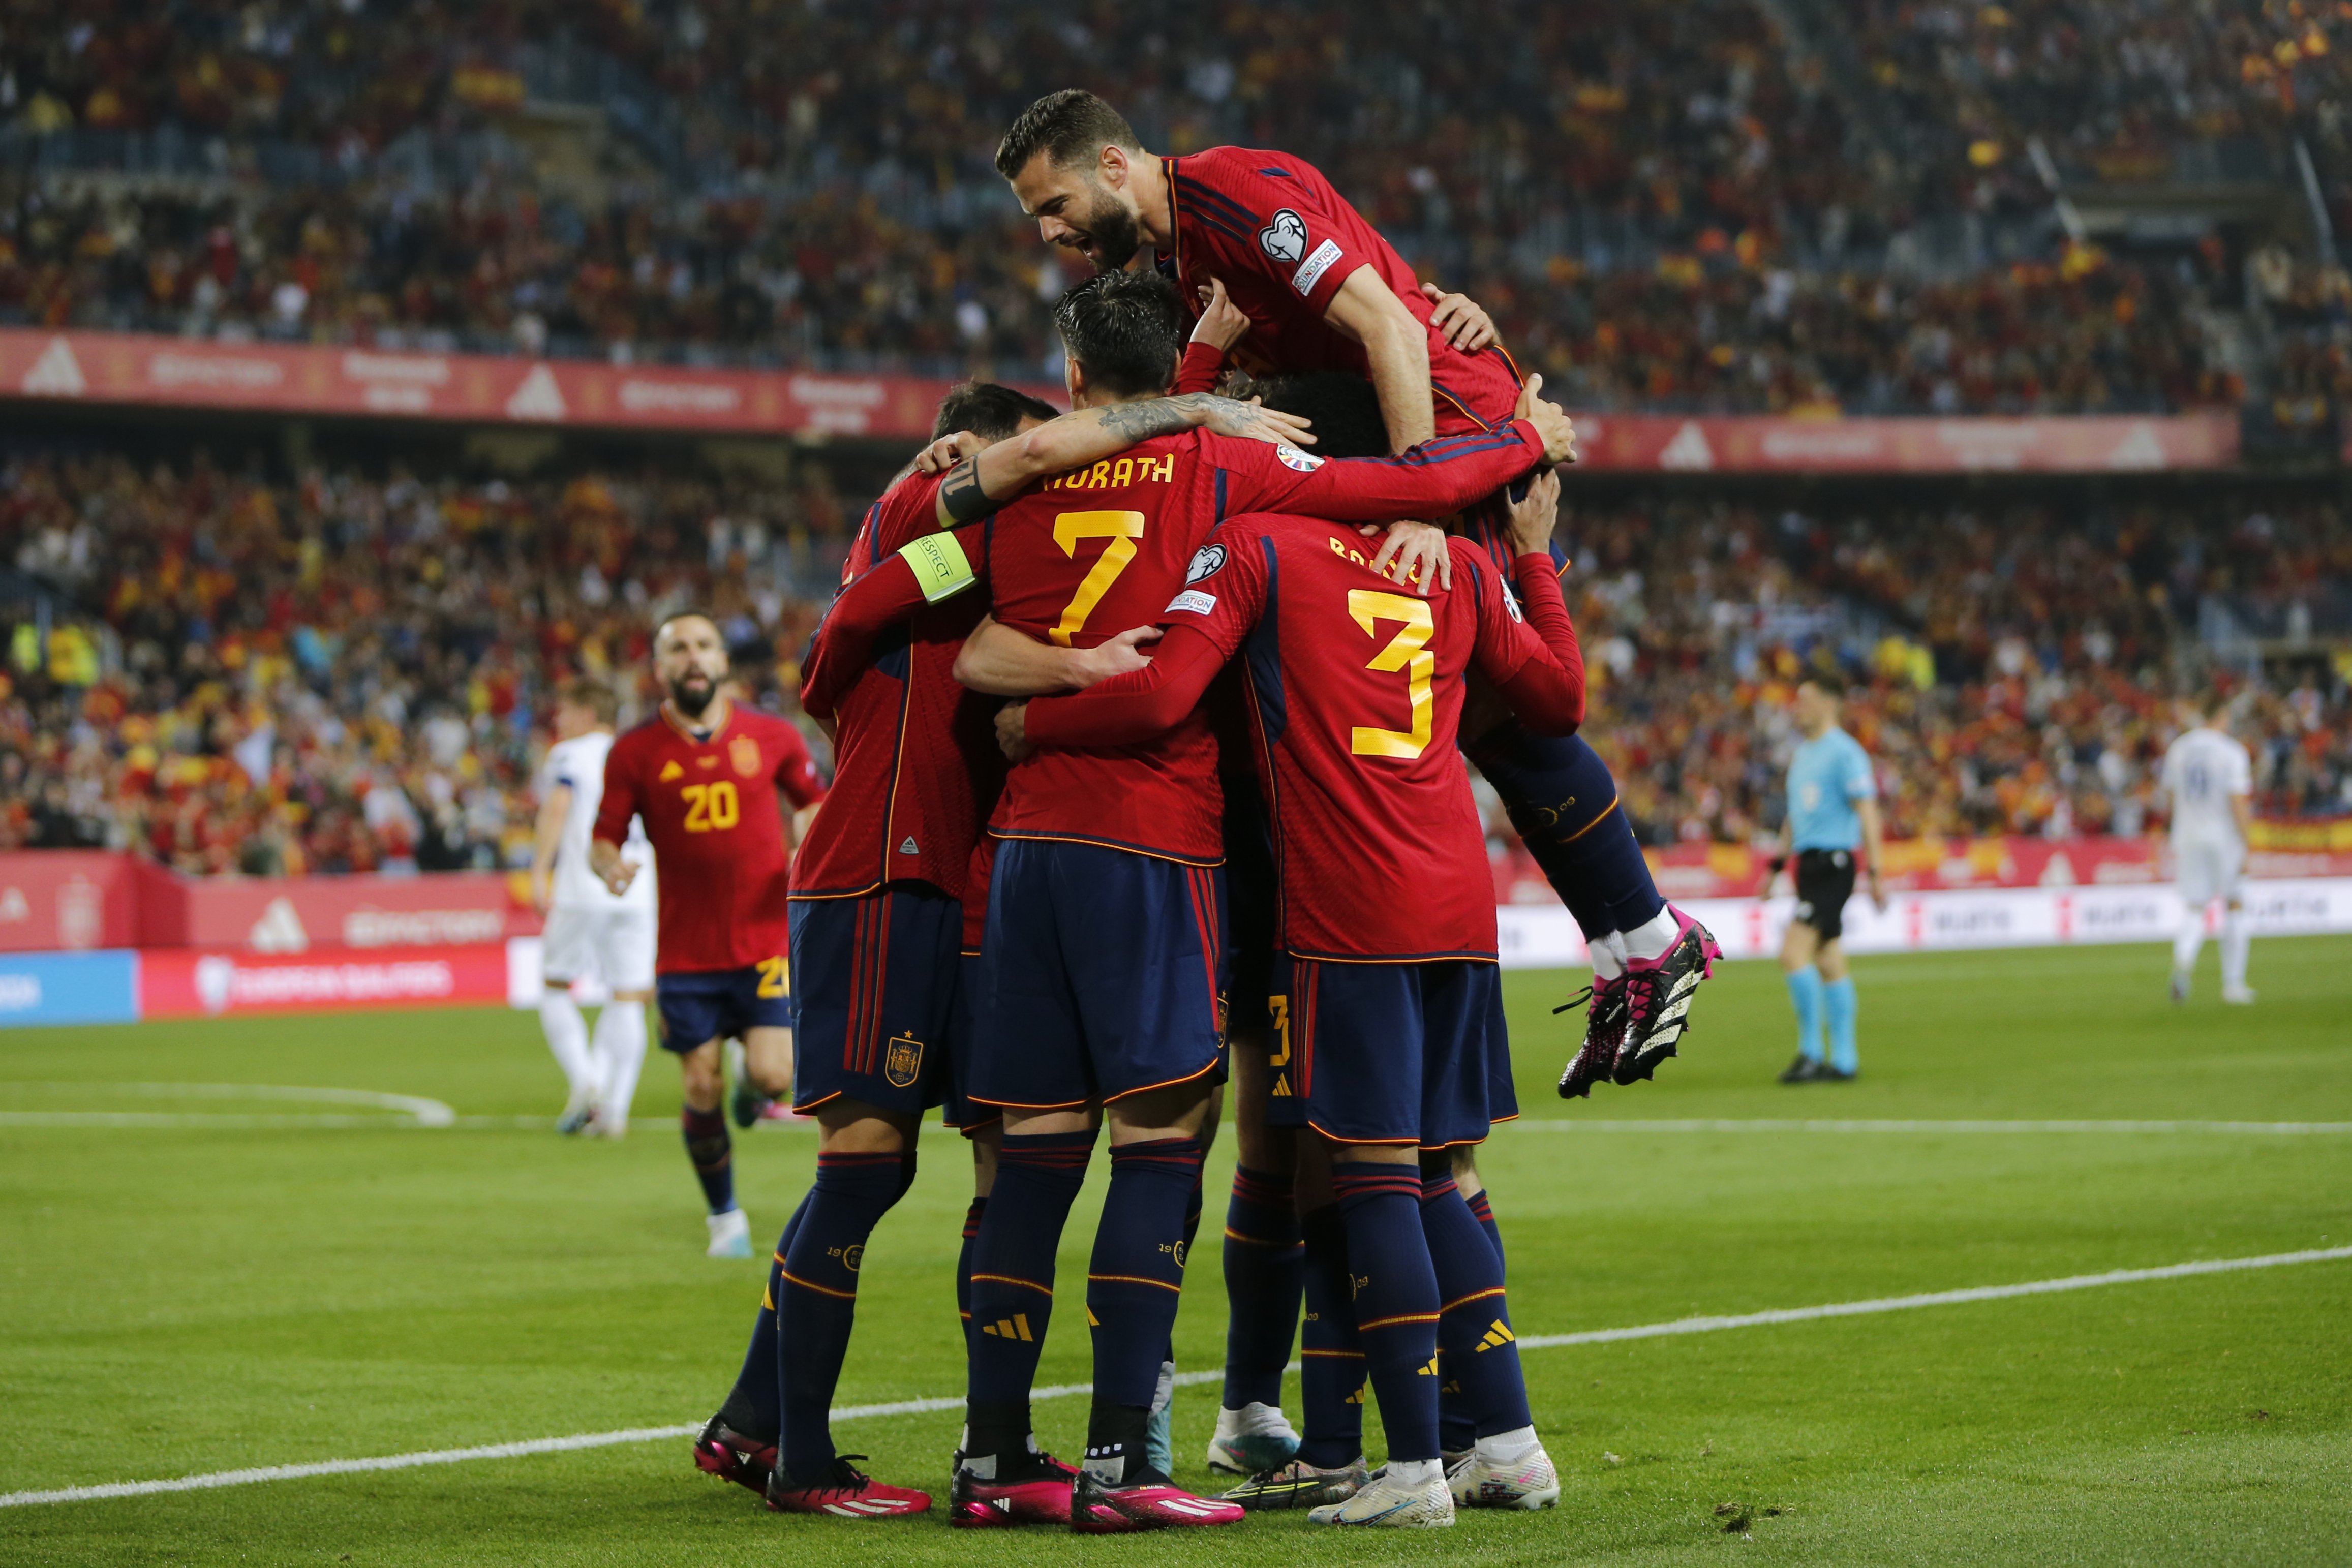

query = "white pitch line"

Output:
[[6, 1245, 2346, 1511], [1513, 1118, 2352, 1135], [0, 1083, 455, 1128]]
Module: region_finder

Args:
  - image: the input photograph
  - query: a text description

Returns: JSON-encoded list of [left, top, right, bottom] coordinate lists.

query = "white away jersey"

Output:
[[2160, 726, 2252, 844], [545, 731, 654, 910]]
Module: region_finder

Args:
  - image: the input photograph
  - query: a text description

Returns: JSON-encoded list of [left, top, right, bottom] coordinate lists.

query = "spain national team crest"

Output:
[[729, 734, 761, 778], [883, 1033, 925, 1089]]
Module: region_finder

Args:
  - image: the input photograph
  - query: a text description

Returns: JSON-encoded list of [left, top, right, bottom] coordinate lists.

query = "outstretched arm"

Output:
[[1324, 265, 1434, 454], [953, 617, 1162, 697], [1011, 624, 1232, 752], [802, 530, 983, 721]]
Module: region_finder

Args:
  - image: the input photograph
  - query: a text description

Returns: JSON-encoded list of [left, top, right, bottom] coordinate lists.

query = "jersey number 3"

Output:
[[1348, 590, 1434, 759], [1050, 511, 1146, 647], [681, 781, 740, 832]]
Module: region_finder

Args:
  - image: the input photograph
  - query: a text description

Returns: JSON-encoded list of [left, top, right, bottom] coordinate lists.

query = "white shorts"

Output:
[[2174, 837, 2246, 908], [542, 903, 657, 993]]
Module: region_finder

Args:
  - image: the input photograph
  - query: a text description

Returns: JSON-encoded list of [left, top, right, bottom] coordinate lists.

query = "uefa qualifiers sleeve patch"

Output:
[[897, 531, 977, 603], [1165, 589, 1217, 617]]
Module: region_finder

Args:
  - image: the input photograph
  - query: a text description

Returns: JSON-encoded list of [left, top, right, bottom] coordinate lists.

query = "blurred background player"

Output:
[[1768, 680, 1886, 1084], [2161, 695, 2258, 1005], [529, 679, 654, 1137], [592, 613, 827, 1257]]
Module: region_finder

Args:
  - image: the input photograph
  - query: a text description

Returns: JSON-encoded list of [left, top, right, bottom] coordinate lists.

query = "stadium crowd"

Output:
[[0, 0, 2246, 412], [3, 449, 2343, 872]]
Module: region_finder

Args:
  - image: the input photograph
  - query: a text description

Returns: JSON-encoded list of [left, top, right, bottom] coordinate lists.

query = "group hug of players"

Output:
[[582, 90, 1723, 1531]]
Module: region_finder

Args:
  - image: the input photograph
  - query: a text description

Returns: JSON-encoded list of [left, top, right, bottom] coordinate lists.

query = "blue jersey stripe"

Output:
[[1174, 174, 1261, 230]]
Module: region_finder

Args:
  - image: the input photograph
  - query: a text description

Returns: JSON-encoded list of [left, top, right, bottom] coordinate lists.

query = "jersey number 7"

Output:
[[1348, 590, 1434, 759], [1050, 510, 1147, 646]]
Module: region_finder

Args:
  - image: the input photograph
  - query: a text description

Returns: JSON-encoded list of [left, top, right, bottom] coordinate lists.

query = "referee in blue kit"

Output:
[[1762, 680, 1886, 1083]]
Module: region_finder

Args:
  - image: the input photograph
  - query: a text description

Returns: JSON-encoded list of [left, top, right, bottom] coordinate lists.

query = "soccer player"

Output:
[[999, 467, 1585, 1526], [1765, 681, 1886, 1084], [2160, 694, 2257, 1004], [529, 679, 653, 1137], [993, 88, 1713, 1098], [805, 269, 1571, 1532], [691, 379, 1332, 1521], [592, 616, 825, 1257]]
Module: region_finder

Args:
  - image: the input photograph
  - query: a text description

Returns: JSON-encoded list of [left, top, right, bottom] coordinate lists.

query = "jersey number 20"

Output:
[[1348, 590, 1435, 759], [682, 781, 740, 832]]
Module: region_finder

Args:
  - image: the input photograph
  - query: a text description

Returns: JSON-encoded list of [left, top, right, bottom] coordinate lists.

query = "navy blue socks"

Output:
[[681, 1106, 734, 1215], [1422, 1171, 1532, 1442], [1220, 1164, 1305, 1411], [1085, 1137, 1206, 1477], [715, 1190, 811, 1442], [964, 1128, 1094, 1463], [1331, 1162, 1443, 1465], [1296, 1203, 1367, 1469], [776, 1151, 913, 1484], [1473, 728, 1666, 939], [956, 1195, 987, 1356]]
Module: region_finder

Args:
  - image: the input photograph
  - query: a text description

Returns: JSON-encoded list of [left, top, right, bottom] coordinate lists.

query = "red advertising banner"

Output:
[[0, 327, 2243, 469], [139, 943, 512, 1018], [1492, 829, 2352, 905], [175, 871, 539, 951], [0, 851, 179, 951]]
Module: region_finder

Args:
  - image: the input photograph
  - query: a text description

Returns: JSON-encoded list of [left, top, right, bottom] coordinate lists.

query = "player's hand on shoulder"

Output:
[[914, 431, 989, 475], [1422, 281, 1498, 352], [1192, 276, 1251, 351], [1504, 468, 1562, 559], [1368, 520, 1451, 596], [1075, 624, 1163, 687], [995, 701, 1033, 763], [1513, 373, 1578, 466]]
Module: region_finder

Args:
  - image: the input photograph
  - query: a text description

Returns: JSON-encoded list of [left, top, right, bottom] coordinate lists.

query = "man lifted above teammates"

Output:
[[806, 268, 1575, 1532], [1000, 465, 1584, 1528], [993, 89, 1716, 1100], [530, 678, 653, 1139], [692, 377, 1329, 1521], [592, 616, 824, 1257]]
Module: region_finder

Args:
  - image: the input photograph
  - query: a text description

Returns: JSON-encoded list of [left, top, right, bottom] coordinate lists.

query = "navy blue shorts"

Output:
[[655, 959, 792, 1055], [969, 837, 1227, 1111], [788, 885, 963, 1119], [1265, 958, 1518, 1149], [949, 952, 997, 1133], [1221, 785, 1278, 1041]]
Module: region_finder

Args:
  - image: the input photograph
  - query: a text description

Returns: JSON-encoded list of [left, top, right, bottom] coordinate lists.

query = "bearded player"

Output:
[[592, 615, 825, 1258]]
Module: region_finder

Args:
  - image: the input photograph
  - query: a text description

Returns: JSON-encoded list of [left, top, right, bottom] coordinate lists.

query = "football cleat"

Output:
[[1069, 1468, 1244, 1532], [1447, 1444, 1560, 1510], [1778, 1054, 1829, 1085], [1307, 1468, 1454, 1527], [1554, 978, 1627, 1099], [2222, 983, 2257, 1005], [555, 1097, 596, 1136], [1204, 1403, 1301, 1475], [1221, 1456, 1367, 1511], [1144, 1359, 1177, 1477], [1614, 908, 1716, 1084], [706, 1207, 754, 1258], [765, 1456, 931, 1518], [2168, 970, 2190, 1004], [691, 1415, 776, 1497], [948, 1452, 1076, 1528]]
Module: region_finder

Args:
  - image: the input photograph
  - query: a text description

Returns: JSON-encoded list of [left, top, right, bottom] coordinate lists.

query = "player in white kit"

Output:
[[2158, 694, 2257, 1005], [530, 679, 657, 1132]]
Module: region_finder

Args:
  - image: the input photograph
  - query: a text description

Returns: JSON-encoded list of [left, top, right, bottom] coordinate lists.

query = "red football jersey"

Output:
[[802, 421, 1551, 863], [595, 704, 827, 972], [1159, 147, 1525, 434], [1027, 521, 1584, 962], [794, 471, 1003, 900]]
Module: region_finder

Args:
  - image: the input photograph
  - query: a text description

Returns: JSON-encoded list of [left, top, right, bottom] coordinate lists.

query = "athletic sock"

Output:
[[1785, 965, 1825, 1062], [539, 993, 593, 1098], [964, 1128, 1095, 1464], [1823, 976, 1859, 1075], [682, 1106, 735, 1214], [1589, 941, 1624, 983], [1622, 905, 1682, 963], [956, 1196, 987, 1357], [2173, 908, 2206, 975], [1421, 1172, 1532, 1441], [1084, 1137, 1206, 1481], [1475, 729, 1666, 941], [2221, 907, 2251, 989], [1330, 1162, 1442, 1465], [1464, 1187, 1505, 1271], [1443, 1178, 1506, 1452], [1220, 1165, 1305, 1412], [591, 1002, 647, 1127], [1295, 1203, 1367, 1470], [776, 1151, 910, 1484], [714, 1190, 813, 1442]]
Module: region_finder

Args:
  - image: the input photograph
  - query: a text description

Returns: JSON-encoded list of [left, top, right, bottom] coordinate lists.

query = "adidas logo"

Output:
[[659, 761, 684, 781], [1417, 1355, 1439, 1376], [504, 363, 567, 420], [1085, 1306, 1099, 1327], [899, 836, 919, 855], [247, 896, 310, 954], [1476, 1318, 1517, 1352], [979, 1313, 1034, 1342], [23, 336, 86, 396], [1343, 1385, 1366, 1405]]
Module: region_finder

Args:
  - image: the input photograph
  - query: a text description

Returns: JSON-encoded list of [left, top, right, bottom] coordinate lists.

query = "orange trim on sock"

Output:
[[777, 1267, 857, 1301], [968, 1272, 1055, 1297]]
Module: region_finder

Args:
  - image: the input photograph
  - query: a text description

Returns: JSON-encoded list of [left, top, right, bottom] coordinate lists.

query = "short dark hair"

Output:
[[1250, 373, 1389, 460], [1054, 270, 1185, 399], [558, 677, 618, 725], [933, 381, 1060, 443], [995, 89, 1141, 180]]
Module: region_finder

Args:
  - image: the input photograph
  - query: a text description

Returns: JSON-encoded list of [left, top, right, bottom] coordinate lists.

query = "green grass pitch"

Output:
[[3, 938, 2347, 1565]]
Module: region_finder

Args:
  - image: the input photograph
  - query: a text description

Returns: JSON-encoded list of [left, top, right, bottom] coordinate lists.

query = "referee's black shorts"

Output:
[[1791, 848, 1858, 941]]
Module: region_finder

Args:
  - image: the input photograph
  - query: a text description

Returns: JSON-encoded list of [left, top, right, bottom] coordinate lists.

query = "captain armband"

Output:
[[897, 531, 979, 604]]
